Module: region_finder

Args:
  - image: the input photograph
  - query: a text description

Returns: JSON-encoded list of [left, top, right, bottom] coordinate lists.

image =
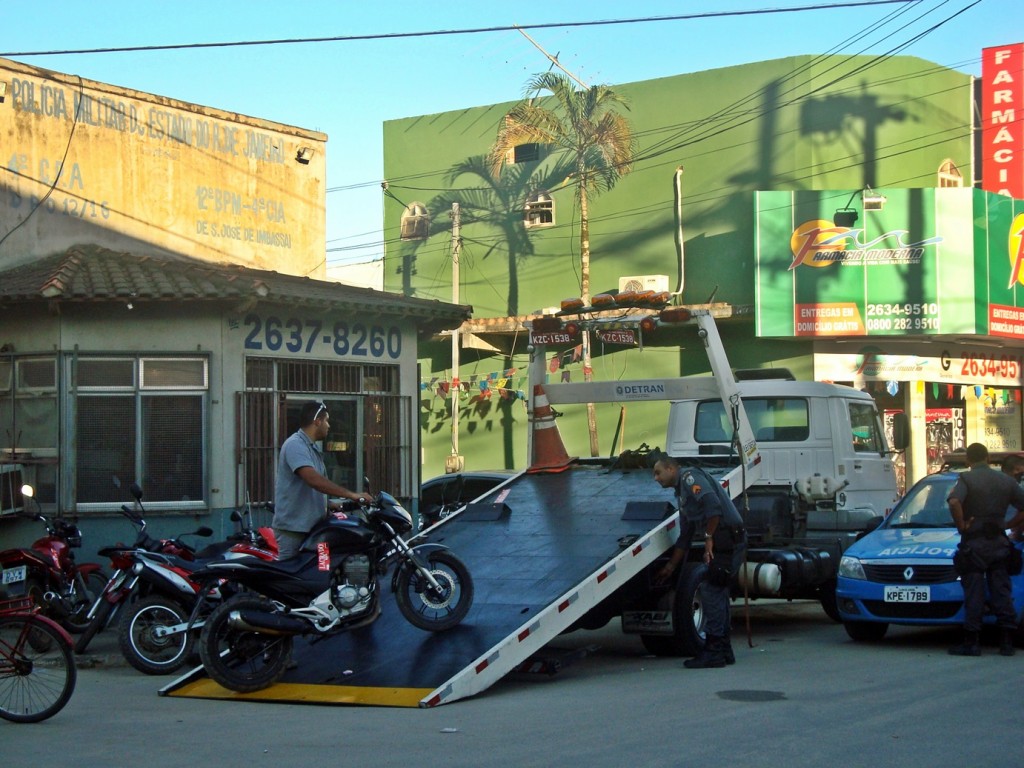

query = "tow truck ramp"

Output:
[[162, 466, 678, 707]]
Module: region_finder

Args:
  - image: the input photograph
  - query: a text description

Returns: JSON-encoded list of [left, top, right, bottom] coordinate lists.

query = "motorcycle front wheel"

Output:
[[118, 596, 194, 675], [395, 550, 474, 632], [199, 595, 292, 693]]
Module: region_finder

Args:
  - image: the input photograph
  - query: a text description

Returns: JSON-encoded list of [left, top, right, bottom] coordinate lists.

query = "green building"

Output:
[[383, 52, 1021, 489]]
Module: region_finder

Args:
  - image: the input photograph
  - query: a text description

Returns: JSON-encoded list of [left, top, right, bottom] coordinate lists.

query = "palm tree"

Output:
[[489, 72, 636, 455], [489, 72, 635, 305], [430, 154, 567, 317]]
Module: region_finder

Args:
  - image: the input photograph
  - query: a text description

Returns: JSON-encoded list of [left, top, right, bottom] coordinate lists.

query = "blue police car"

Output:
[[836, 471, 1024, 643]]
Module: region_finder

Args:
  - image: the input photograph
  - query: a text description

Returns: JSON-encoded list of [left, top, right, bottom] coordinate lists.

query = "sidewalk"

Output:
[[72, 626, 131, 668]]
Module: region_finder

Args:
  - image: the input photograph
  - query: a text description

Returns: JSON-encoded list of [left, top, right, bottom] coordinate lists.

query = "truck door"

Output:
[[835, 399, 898, 527]]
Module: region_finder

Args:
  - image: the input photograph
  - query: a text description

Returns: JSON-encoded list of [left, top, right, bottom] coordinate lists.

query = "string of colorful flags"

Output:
[[868, 380, 1022, 405], [422, 367, 524, 401], [421, 347, 594, 400]]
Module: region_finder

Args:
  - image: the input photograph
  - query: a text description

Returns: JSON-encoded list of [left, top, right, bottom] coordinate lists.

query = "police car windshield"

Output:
[[886, 477, 956, 529]]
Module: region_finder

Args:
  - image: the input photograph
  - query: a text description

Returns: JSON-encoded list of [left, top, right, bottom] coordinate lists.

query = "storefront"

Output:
[[755, 186, 1024, 490]]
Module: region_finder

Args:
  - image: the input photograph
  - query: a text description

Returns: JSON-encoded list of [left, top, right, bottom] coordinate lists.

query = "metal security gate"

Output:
[[237, 359, 412, 507]]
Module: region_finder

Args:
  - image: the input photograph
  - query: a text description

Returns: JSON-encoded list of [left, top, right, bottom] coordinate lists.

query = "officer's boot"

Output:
[[999, 628, 1016, 657], [721, 629, 736, 665], [684, 636, 727, 669], [948, 630, 981, 656]]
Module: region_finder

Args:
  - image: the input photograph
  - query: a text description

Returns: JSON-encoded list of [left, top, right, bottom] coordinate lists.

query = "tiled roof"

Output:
[[0, 245, 471, 335]]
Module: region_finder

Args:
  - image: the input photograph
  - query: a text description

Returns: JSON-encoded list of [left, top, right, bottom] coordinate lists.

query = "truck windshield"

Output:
[[695, 398, 809, 443]]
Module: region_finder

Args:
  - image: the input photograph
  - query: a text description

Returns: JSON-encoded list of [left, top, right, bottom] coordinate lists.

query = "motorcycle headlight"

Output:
[[839, 555, 867, 580]]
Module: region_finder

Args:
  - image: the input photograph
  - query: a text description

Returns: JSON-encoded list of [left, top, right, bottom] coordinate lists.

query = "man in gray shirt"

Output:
[[273, 400, 367, 560]]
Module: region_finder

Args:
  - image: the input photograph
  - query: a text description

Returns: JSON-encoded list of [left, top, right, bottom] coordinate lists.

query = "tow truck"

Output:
[[165, 302, 905, 707]]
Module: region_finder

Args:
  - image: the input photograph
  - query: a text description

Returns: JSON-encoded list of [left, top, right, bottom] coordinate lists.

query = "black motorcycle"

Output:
[[193, 488, 473, 693]]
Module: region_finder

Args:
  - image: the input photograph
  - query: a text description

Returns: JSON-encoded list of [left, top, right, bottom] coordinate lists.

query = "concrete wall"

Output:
[[0, 57, 327, 276], [0, 297, 424, 558]]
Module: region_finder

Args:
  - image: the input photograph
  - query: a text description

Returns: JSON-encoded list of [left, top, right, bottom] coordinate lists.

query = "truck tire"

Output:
[[819, 579, 841, 623], [640, 562, 706, 657]]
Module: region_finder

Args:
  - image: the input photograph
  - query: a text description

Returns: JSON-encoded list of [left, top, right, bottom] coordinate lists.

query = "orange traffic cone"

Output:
[[528, 384, 576, 473]]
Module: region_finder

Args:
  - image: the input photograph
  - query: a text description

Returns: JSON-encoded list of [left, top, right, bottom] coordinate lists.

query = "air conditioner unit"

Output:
[[618, 274, 670, 293]]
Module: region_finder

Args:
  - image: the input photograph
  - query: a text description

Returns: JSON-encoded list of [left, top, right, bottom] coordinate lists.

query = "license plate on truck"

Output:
[[884, 585, 930, 603], [621, 610, 673, 635], [2, 565, 27, 585]]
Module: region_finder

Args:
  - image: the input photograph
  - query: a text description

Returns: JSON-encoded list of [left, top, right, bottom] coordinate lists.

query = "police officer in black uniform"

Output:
[[654, 456, 746, 668], [947, 442, 1024, 656]]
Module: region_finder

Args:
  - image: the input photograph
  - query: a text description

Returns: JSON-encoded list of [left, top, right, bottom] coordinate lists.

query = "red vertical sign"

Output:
[[982, 44, 1024, 198]]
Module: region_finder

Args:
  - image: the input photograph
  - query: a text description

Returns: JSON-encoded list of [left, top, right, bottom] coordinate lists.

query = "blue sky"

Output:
[[2, 1, 1019, 269]]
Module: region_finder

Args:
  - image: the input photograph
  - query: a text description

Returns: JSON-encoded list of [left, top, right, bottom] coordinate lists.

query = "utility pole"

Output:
[[446, 202, 464, 473], [514, 26, 589, 89]]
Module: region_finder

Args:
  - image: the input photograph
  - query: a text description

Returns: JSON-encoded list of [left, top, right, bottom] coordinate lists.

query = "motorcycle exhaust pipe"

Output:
[[43, 590, 71, 618], [227, 608, 307, 636]]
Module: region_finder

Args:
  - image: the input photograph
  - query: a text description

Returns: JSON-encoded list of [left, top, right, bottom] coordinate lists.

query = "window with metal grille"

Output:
[[78, 358, 134, 388], [238, 359, 411, 507], [75, 356, 207, 508]]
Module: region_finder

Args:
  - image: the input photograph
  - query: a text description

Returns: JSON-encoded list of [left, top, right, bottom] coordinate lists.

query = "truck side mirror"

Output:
[[889, 412, 909, 451]]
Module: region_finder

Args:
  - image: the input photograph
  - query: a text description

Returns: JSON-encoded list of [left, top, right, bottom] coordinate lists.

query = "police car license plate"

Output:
[[2, 565, 27, 585], [884, 585, 930, 603]]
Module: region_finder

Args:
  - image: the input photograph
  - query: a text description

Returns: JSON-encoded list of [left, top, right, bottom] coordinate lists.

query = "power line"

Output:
[[1, 2, 919, 57]]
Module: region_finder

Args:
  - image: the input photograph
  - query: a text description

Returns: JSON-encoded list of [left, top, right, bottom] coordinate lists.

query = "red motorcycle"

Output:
[[114, 494, 278, 674], [74, 482, 217, 655], [0, 485, 106, 634]]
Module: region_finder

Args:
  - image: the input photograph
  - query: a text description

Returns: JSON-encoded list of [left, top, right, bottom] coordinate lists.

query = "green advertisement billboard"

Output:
[[755, 188, 1024, 338]]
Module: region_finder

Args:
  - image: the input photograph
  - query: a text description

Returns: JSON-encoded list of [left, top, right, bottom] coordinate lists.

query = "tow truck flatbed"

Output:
[[163, 463, 678, 707]]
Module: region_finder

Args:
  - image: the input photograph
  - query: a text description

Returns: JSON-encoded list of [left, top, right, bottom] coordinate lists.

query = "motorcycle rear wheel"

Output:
[[118, 596, 194, 675], [199, 595, 292, 693], [395, 550, 474, 632]]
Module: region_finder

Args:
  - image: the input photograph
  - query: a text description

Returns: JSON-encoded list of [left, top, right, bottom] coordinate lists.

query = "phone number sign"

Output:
[[238, 313, 402, 359]]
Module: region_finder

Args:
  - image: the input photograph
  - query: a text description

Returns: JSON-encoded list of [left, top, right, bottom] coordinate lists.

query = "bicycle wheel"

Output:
[[0, 615, 77, 723]]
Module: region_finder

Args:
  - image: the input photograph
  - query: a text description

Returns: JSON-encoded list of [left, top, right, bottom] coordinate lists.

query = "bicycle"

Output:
[[0, 596, 77, 723]]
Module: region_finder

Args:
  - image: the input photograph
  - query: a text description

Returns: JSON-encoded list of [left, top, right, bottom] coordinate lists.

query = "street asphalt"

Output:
[[5, 601, 1024, 768]]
